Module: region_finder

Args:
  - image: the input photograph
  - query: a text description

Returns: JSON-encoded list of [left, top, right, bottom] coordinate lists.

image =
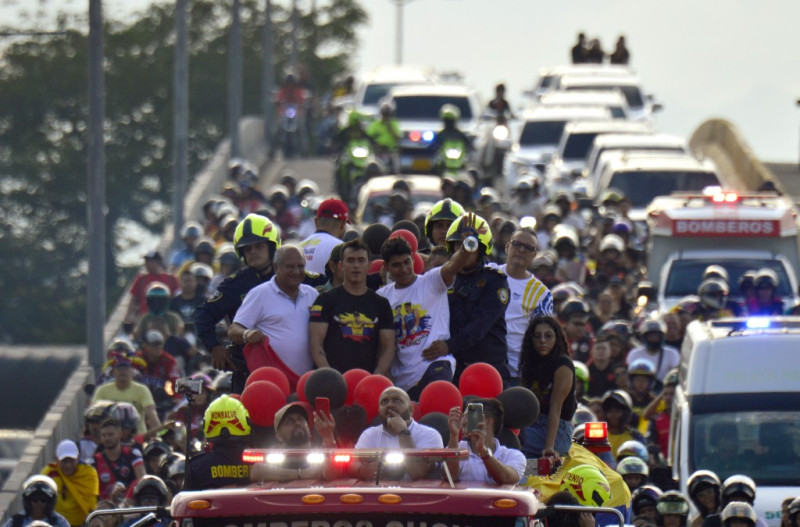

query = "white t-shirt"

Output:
[[355, 419, 444, 449], [456, 438, 527, 485], [299, 231, 341, 274], [489, 263, 554, 377], [234, 277, 319, 376], [377, 268, 455, 390], [626, 344, 681, 382]]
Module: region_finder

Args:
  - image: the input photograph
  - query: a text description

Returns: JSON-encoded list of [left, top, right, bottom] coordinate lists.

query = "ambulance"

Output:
[[646, 191, 800, 311], [670, 317, 800, 527]]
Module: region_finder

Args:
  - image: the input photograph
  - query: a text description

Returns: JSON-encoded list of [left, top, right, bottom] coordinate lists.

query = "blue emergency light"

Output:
[[745, 318, 771, 329]]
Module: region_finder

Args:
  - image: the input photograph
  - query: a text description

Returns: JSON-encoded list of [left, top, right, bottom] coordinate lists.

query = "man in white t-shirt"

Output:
[[488, 227, 553, 384], [377, 235, 474, 400], [351, 387, 443, 480], [298, 198, 348, 274], [229, 245, 319, 382]]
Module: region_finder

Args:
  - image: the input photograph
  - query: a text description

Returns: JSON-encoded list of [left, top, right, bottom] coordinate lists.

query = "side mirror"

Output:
[[652, 103, 664, 113]]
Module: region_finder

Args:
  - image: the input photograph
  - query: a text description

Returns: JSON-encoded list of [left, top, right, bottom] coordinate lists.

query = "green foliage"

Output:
[[0, 0, 367, 344]]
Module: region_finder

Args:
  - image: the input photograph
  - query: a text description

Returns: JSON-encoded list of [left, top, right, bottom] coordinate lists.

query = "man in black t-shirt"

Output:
[[309, 239, 395, 375]]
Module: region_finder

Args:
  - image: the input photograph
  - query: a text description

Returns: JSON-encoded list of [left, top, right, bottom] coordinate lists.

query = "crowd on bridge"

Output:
[[7, 146, 799, 527]]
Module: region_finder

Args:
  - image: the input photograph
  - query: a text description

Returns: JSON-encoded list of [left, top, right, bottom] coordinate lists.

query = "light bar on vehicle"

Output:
[[422, 130, 435, 142], [745, 317, 771, 329], [711, 191, 739, 203], [584, 421, 608, 441], [242, 448, 470, 464]]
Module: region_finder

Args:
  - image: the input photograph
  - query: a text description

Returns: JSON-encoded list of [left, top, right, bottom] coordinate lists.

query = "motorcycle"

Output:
[[480, 114, 512, 185], [435, 138, 468, 177], [335, 138, 374, 206], [277, 104, 301, 158]]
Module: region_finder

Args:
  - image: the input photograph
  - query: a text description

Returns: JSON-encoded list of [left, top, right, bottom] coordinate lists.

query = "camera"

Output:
[[463, 236, 479, 253], [175, 377, 203, 395]]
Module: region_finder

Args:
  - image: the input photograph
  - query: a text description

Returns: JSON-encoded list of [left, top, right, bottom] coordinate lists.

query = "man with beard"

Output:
[[249, 403, 338, 482], [92, 419, 146, 502], [350, 387, 442, 481]]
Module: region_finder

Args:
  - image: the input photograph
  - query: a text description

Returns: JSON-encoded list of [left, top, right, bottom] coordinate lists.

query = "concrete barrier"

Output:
[[0, 117, 267, 524], [689, 118, 785, 194]]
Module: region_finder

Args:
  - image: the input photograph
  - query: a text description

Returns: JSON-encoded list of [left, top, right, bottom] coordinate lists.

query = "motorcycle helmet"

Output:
[[445, 214, 493, 256], [687, 470, 721, 510], [639, 316, 667, 337], [628, 359, 656, 389], [738, 270, 757, 294], [754, 268, 779, 290], [698, 278, 729, 309], [160, 453, 186, 481], [233, 213, 281, 259], [636, 281, 656, 301], [193, 238, 216, 258], [656, 491, 690, 527], [110, 402, 140, 432], [439, 103, 461, 121], [180, 221, 202, 240], [133, 475, 170, 507], [616, 439, 649, 462], [347, 110, 364, 127], [664, 368, 680, 388], [571, 405, 597, 427], [617, 455, 649, 477], [552, 282, 586, 301], [598, 319, 632, 344], [204, 394, 252, 440], [721, 475, 756, 504], [553, 226, 580, 251], [268, 184, 291, 205], [573, 361, 589, 395], [84, 400, 116, 424], [560, 298, 589, 320], [721, 502, 757, 527], [145, 281, 170, 315], [296, 178, 319, 199], [22, 475, 58, 517], [558, 464, 611, 507], [613, 218, 633, 235], [702, 264, 729, 284], [602, 389, 633, 425], [788, 496, 800, 522], [599, 233, 626, 254], [632, 485, 663, 517]]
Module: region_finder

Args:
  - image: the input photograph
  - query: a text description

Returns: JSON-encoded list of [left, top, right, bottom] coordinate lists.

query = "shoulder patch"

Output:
[[497, 287, 509, 305], [305, 271, 321, 278], [486, 266, 505, 276], [208, 290, 223, 303]]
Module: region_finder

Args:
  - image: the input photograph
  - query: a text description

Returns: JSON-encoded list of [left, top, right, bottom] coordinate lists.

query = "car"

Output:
[[582, 133, 689, 181], [555, 74, 662, 122], [502, 106, 612, 195], [537, 90, 631, 120], [346, 65, 439, 120], [529, 64, 636, 100], [543, 120, 653, 196], [389, 84, 483, 173], [353, 174, 443, 226], [592, 153, 721, 221]]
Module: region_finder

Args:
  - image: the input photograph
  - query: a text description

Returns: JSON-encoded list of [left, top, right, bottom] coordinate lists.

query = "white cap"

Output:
[[56, 439, 79, 461]]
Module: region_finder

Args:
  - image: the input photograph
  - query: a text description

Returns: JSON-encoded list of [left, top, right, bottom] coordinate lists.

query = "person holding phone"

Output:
[[446, 399, 526, 485]]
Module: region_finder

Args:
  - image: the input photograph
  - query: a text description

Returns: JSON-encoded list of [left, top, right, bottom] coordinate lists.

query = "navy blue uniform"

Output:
[[446, 266, 510, 384], [185, 444, 250, 490]]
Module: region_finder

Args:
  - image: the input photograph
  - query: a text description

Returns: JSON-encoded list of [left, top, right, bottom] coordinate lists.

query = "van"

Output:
[[670, 317, 800, 527]]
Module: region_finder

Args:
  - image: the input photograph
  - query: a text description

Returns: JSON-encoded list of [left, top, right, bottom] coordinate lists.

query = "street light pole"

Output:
[[262, 0, 275, 145], [228, 0, 243, 158], [392, 0, 416, 66], [173, 0, 189, 252], [290, 0, 299, 71]]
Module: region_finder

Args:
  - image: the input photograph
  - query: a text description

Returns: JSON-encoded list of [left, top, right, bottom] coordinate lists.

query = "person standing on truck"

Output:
[[748, 269, 785, 315], [446, 398, 526, 485], [626, 318, 680, 389]]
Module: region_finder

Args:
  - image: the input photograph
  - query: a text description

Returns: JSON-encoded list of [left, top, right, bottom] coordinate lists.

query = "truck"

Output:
[[669, 317, 800, 527], [646, 191, 800, 312]]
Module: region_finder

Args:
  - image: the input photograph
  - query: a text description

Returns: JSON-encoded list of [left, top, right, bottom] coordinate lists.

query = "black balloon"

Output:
[[419, 412, 450, 445], [496, 386, 540, 428], [497, 428, 521, 450], [304, 367, 348, 409]]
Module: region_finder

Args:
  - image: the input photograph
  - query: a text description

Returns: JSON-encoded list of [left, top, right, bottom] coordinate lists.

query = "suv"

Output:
[[348, 65, 438, 119], [538, 90, 631, 119], [556, 74, 662, 122], [389, 84, 482, 173]]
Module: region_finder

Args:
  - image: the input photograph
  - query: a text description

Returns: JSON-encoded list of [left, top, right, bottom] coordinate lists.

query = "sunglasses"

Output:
[[509, 240, 537, 252]]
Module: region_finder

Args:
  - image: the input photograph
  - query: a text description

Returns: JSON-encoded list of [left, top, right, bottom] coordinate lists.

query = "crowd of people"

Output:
[[10, 145, 799, 527], [571, 32, 631, 65]]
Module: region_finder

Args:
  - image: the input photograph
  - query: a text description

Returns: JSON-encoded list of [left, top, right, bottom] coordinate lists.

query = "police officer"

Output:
[[185, 395, 252, 490], [195, 214, 323, 393], [438, 213, 511, 385]]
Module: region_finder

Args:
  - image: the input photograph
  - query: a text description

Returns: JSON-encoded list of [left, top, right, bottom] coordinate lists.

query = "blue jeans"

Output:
[[521, 413, 574, 458], [406, 360, 453, 402]]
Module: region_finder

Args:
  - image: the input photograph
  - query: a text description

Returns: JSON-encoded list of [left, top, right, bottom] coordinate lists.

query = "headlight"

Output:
[[492, 126, 510, 141], [352, 146, 369, 158]]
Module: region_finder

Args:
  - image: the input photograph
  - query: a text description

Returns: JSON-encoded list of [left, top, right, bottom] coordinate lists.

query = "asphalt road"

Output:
[[766, 162, 800, 199], [260, 157, 337, 194]]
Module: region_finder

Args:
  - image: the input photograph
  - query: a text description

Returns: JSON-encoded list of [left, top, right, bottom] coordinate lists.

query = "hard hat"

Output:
[[445, 214, 493, 256], [233, 213, 281, 259], [203, 394, 252, 440], [558, 464, 612, 507], [425, 199, 465, 240]]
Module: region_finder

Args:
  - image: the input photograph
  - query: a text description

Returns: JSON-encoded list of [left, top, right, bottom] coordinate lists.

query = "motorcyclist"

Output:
[[656, 491, 691, 527], [487, 83, 515, 120], [687, 470, 722, 527], [695, 278, 736, 321], [366, 101, 401, 172], [430, 104, 472, 174], [332, 110, 376, 203], [275, 73, 306, 114], [3, 476, 70, 527]]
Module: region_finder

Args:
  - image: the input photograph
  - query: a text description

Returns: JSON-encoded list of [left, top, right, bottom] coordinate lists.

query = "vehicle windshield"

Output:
[[519, 121, 566, 146], [664, 259, 794, 298], [567, 84, 644, 109], [394, 95, 473, 120], [610, 106, 627, 119], [363, 83, 401, 106], [588, 145, 685, 176], [608, 170, 720, 207], [691, 411, 800, 485], [562, 132, 601, 160], [190, 514, 529, 527]]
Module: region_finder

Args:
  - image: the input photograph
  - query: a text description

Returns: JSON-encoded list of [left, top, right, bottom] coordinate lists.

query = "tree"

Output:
[[0, 0, 367, 344]]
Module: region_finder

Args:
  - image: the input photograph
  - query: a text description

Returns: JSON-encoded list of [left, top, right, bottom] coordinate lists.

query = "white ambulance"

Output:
[[646, 191, 800, 311], [670, 317, 800, 527]]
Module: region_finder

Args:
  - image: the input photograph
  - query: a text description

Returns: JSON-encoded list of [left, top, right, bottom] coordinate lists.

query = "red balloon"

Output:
[[245, 366, 290, 396], [241, 381, 286, 427], [413, 252, 425, 274], [370, 259, 384, 274], [295, 370, 313, 402], [459, 363, 503, 398], [419, 380, 463, 416], [342, 369, 371, 405], [410, 400, 422, 421], [389, 229, 419, 253], [353, 374, 393, 422]]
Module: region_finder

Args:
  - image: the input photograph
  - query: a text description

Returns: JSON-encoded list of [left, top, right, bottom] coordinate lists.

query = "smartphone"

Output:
[[466, 402, 484, 433], [315, 396, 330, 417]]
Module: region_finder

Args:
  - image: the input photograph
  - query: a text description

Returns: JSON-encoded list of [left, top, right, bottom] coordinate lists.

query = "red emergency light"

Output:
[[409, 131, 422, 142], [711, 192, 739, 203], [333, 453, 352, 464], [242, 451, 265, 464], [585, 421, 607, 441]]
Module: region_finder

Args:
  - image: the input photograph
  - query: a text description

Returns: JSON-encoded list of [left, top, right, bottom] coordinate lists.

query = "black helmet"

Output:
[[133, 475, 170, 507], [159, 453, 186, 481], [687, 470, 721, 509], [194, 238, 216, 257], [656, 491, 690, 527], [22, 475, 58, 516], [631, 485, 663, 516], [721, 502, 757, 527], [721, 475, 756, 504], [561, 298, 589, 319], [738, 270, 757, 293], [143, 439, 172, 460], [602, 389, 633, 413], [598, 320, 632, 343], [639, 317, 667, 337]]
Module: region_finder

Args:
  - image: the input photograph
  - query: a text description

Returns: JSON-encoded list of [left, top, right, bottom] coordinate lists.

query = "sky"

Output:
[[2, 0, 800, 162]]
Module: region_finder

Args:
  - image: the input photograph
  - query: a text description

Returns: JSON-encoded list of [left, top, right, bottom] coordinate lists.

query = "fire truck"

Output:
[[85, 448, 625, 527], [646, 191, 800, 311]]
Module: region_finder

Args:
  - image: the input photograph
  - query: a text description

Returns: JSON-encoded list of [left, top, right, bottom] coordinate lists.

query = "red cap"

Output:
[[316, 198, 350, 223]]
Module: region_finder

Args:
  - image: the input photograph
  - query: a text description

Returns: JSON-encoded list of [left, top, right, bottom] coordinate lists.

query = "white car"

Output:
[[502, 106, 611, 195], [537, 90, 631, 120], [556, 74, 662, 122], [543, 120, 653, 196], [389, 84, 482, 173], [346, 65, 438, 120], [353, 174, 443, 226], [583, 133, 689, 181], [530, 64, 636, 100]]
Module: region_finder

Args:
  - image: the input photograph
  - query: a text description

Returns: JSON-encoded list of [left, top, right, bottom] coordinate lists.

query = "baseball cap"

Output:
[[316, 198, 349, 223], [273, 403, 309, 434], [145, 330, 165, 345], [56, 439, 79, 461]]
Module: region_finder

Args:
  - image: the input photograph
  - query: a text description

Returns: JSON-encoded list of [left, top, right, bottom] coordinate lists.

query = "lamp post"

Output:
[[391, 0, 417, 65], [172, 0, 189, 256]]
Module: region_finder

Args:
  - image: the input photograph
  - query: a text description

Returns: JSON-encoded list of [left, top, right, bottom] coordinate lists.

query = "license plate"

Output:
[[411, 158, 432, 171]]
